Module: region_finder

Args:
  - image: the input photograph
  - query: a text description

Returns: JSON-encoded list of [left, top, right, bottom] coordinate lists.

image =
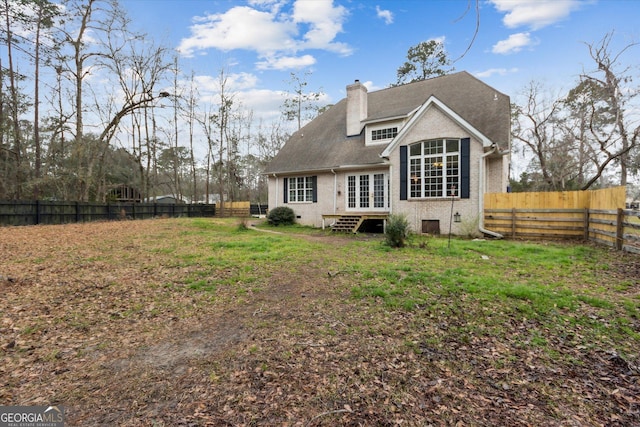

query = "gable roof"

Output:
[[264, 71, 510, 175], [381, 95, 495, 158]]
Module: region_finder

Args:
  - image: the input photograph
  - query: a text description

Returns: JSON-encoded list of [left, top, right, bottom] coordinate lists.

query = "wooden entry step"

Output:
[[331, 215, 365, 233]]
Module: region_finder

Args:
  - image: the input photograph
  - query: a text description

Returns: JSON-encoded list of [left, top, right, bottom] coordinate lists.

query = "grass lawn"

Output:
[[1, 217, 639, 426]]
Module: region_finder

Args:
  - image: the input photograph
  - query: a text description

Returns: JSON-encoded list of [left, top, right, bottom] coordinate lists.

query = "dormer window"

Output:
[[371, 127, 398, 141]]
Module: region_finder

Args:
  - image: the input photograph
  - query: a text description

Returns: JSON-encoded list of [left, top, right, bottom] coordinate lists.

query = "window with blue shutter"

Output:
[[400, 146, 408, 200], [283, 177, 288, 203], [460, 138, 470, 199], [400, 138, 470, 199], [312, 176, 318, 203]]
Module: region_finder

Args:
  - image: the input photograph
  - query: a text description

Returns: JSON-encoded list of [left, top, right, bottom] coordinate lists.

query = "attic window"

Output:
[[371, 127, 398, 141]]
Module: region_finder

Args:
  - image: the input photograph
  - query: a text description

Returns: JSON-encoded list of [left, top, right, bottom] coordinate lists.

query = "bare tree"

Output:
[[580, 31, 639, 188], [512, 82, 575, 190], [1, 0, 28, 198], [513, 32, 640, 191], [183, 71, 200, 202], [563, 78, 615, 189], [196, 102, 216, 204], [56, 0, 107, 200], [31, 0, 62, 199], [56, 0, 172, 201], [211, 68, 234, 213], [281, 70, 323, 131]]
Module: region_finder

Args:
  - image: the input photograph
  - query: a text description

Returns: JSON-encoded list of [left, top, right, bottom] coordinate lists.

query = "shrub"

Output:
[[385, 214, 410, 248], [267, 206, 295, 226]]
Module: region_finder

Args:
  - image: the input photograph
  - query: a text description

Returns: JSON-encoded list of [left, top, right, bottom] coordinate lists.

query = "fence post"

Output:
[[583, 208, 589, 241], [511, 208, 516, 238], [36, 200, 41, 225], [616, 208, 624, 251]]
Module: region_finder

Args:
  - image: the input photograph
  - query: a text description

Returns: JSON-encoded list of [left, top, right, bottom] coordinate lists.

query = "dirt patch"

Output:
[[127, 318, 248, 372]]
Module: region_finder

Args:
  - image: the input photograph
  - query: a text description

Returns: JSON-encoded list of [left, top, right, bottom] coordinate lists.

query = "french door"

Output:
[[346, 172, 388, 211]]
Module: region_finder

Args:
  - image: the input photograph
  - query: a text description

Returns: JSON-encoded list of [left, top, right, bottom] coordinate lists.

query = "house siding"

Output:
[[486, 156, 508, 194], [268, 173, 338, 226], [265, 73, 511, 235], [388, 106, 490, 235]]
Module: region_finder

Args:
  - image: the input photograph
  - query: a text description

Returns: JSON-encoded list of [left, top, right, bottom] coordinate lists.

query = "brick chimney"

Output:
[[346, 79, 367, 136]]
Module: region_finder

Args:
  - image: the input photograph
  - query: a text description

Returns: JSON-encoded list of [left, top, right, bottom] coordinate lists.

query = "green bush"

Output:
[[267, 206, 296, 226], [385, 214, 410, 248]]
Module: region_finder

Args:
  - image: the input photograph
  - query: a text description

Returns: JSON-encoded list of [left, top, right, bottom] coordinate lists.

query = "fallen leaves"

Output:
[[1, 219, 639, 426]]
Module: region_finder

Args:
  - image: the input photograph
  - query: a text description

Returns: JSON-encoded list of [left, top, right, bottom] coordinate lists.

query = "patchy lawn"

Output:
[[1, 218, 639, 426]]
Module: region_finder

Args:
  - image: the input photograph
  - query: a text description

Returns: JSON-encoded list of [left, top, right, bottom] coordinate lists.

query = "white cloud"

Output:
[[490, 0, 583, 30], [237, 88, 288, 120], [292, 0, 351, 54], [375, 5, 393, 25], [177, 6, 297, 57], [256, 54, 317, 70], [492, 32, 537, 54], [474, 68, 519, 78], [189, 72, 260, 106], [178, 0, 351, 68]]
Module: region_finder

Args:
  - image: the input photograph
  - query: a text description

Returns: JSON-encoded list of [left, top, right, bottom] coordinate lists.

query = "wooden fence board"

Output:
[[484, 187, 639, 252]]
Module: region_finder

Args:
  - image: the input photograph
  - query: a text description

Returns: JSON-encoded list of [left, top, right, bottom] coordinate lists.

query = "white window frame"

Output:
[[346, 172, 389, 211], [371, 127, 398, 141], [365, 120, 404, 146], [287, 176, 314, 203], [409, 139, 460, 199]]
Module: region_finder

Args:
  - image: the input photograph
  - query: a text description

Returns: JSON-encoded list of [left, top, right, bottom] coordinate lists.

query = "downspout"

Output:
[[478, 145, 504, 238], [388, 164, 393, 215], [387, 164, 393, 234], [273, 173, 278, 208], [331, 169, 337, 214]]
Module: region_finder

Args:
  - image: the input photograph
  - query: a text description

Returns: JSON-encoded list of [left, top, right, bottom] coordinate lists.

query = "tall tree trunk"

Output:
[[3, 0, 22, 199], [173, 57, 181, 199], [71, 0, 95, 201], [33, 4, 43, 199]]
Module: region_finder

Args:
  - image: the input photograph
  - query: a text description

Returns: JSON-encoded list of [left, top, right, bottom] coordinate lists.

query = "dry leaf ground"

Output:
[[1, 218, 639, 426]]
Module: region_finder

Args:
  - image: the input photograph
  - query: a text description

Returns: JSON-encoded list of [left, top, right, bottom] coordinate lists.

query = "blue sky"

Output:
[[121, 0, 640, 125]]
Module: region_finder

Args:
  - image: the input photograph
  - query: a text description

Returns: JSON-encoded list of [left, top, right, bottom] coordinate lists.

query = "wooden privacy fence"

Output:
[[0, 200, 216, 226], [484, 186, 640, 254], [215, 201, 251, 217]]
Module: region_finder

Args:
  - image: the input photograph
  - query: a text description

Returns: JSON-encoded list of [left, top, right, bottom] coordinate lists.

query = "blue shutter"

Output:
[[460, 138, 470, 199], [283, 177, 288, 203], [400, 146, 408, 200], [312, 176, 318, 203]]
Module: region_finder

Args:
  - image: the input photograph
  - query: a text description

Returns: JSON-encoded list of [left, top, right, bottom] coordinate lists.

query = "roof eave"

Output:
[[263, 161, 388, 176]]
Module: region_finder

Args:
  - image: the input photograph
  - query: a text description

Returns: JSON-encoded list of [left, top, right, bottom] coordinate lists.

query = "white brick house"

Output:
[[264, 71, 511, 235]]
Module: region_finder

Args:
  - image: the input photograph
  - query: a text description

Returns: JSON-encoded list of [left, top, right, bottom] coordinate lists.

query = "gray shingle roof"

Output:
[[264, 71, 510, 175]]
